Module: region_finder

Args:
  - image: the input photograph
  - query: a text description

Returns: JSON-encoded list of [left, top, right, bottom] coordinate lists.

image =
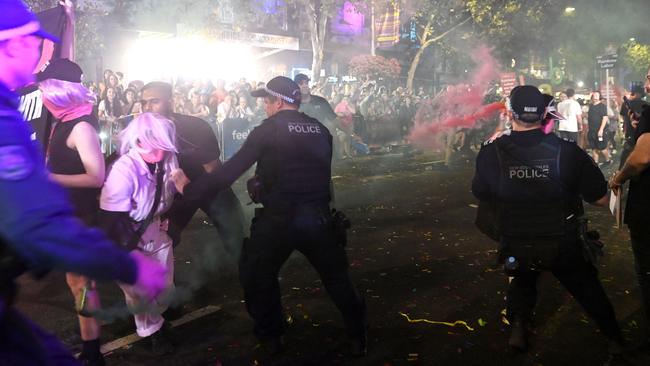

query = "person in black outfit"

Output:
[[39, 58, 107, 365], [610, 67, 650, 351], [472, 86, 624, 356], [587, 92, 612, 165], [619, 84, 648, 168], [171, 76, 367, 360], [140, 82, 245, 270]]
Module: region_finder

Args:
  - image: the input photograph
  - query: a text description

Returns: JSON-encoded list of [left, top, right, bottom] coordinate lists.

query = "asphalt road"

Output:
[[14, 150, 650, 366]]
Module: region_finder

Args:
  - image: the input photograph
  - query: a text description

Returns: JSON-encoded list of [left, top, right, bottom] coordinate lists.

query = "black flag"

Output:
[[17, 6, 67, 154]]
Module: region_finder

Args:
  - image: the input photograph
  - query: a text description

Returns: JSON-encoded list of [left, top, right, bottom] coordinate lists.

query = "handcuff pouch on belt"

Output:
[[499, 200, 569, 273]]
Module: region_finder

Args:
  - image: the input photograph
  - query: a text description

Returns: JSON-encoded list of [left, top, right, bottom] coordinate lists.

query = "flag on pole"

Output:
[[375, 0, 400, 48], [18, 5, 67, 152]]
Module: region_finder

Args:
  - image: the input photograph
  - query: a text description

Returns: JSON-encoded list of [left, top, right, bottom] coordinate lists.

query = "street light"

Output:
[[564, 6, 576, 14]]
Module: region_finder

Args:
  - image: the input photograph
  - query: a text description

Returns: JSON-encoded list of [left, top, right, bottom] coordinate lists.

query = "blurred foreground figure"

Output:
[[472, 86, 625, 358], [172, 76, 367, 361], [610, 66, 650, 352], [0, 1, 167, 365]]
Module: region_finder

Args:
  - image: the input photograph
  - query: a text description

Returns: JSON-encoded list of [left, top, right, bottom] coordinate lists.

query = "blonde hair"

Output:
[[118, 112, 177, 156], [39, 79, 96, 109], [118, 113, 179, 179]]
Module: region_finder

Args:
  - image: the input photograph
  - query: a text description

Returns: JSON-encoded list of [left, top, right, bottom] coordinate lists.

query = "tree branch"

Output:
[[422, 16, 471, 49]]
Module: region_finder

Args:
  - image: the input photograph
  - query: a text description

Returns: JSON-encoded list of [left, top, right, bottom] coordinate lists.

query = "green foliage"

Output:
[[465, 0, 565, 64], [623, 41, 650, 78]]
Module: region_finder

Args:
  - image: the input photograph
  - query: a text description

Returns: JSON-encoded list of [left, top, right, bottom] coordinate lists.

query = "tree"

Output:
[[349, 55, 401, 81], [404, 0, 470, 91], [623, 40, 650, 79]]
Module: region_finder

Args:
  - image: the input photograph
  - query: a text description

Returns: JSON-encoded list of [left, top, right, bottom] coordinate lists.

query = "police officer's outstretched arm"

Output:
[[173, 124, 269, 200], [577, 149, 609, 207]]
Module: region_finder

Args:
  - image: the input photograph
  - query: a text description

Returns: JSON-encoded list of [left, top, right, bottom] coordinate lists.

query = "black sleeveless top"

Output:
[[48, 114, 101, 225]]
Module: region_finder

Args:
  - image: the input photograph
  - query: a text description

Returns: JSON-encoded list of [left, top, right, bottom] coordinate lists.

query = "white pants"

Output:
[[118, 220, 175, 337]]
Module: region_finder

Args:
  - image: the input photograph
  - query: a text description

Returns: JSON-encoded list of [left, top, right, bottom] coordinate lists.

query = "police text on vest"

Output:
[[288, 123, 321, 134]]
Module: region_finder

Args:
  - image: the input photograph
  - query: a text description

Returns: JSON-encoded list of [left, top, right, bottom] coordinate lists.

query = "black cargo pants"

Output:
[[239, 204, 366, 340]]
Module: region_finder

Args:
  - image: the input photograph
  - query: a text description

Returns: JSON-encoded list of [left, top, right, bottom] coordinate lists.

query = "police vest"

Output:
[[256, 110, 332, 207], [495, 135, 581, 238]]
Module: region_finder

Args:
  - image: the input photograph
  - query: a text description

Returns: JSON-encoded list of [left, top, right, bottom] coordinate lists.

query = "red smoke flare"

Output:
[[409, 45, 504, 149]]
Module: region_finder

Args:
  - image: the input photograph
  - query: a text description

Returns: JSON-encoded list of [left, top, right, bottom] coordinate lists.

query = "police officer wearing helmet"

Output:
[[0, 1, 167, 364], [171, 76, 367, 359], [472, 85, 624, 355]]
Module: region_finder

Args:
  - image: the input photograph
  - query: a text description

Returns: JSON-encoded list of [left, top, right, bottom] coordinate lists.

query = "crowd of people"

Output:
[[84, 69, 435, 158]]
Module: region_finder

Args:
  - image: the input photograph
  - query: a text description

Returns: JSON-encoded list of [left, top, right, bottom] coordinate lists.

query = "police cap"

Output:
[[509, 85, 546, 123], [251, 76, 301, 106], [0, 0, 60, 43]]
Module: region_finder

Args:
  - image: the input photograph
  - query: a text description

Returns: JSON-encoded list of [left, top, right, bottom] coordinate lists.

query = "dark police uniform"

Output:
[[624, 107, 650, 342], [183, 108, 367, 343], [0, 81, 138, 365], [472, 129, 622, 343]]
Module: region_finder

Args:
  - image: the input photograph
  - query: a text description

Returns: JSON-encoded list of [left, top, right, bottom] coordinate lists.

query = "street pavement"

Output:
[[14, 150, 650, 365]]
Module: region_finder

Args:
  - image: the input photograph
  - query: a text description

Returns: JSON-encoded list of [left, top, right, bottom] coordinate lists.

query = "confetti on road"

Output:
[[399, 312, 475, 331]]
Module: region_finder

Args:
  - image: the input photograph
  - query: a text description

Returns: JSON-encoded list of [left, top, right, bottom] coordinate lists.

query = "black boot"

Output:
[[78, 351, 105, 366], [508, 319, 528, 352], [350, 330, 367, 357], [78, 339, 104, 366]]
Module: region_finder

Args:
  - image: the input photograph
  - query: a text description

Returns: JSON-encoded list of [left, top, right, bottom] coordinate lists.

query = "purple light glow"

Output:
[[331, 1, 365, 35]]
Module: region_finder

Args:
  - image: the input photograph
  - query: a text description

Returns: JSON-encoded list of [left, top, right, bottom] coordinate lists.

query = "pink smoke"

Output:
[[409, 45, 504, 149]]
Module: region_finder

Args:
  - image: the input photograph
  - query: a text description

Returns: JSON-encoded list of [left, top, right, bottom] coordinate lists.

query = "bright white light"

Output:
[[630, 37, 636, 42], [99, 132, 107, 140], [124, 34, 259, 83], [564, 6, 576, 13], [577, 81, 584, 88]]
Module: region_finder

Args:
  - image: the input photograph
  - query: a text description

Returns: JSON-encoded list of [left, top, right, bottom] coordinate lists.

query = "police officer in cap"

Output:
[[472, 85, 624, 356], [171, 76, 367, 359], [0, 1, 167, 364]]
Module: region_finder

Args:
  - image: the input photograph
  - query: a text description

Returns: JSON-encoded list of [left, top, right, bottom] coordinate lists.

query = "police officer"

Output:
[[171, 76, 367, 359], [472, 86, 624, 355], [0, 1, 167, 364]]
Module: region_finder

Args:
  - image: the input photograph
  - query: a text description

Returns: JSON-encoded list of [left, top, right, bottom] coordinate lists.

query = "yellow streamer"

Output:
[[399, 312, 475, 331]]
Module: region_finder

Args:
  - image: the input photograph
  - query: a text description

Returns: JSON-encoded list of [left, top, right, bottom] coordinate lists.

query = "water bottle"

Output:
[[504, 256, 519, 272]]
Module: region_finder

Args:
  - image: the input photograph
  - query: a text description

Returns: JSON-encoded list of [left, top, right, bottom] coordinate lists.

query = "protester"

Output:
[[186, 92, 210, 120], [556, 88, 582, 142], [39, 58, 107, 365], [587, 92, 612, 165], [99, 112, 178, 355]]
